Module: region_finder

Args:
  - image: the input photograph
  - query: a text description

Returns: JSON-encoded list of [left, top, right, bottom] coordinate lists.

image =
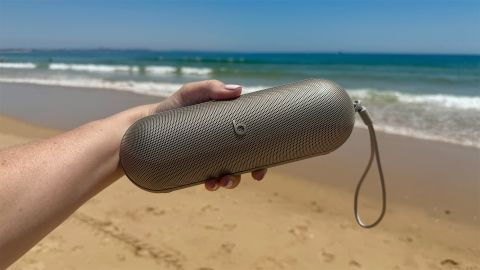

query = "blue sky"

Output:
[[0, 0, 479, 54]]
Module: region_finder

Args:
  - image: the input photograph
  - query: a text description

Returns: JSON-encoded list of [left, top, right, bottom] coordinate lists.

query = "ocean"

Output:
[[0, 50, 479, 148]]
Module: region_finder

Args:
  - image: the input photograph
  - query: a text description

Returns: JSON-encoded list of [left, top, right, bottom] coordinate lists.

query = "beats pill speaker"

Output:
[[120, 78, 386, 228]]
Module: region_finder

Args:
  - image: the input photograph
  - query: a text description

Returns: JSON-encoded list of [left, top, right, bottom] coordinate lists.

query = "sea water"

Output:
[[0, 50, 478, 147]]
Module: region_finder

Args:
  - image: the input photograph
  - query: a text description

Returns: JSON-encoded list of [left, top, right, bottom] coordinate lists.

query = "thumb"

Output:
[[173, 80, 242, 107]]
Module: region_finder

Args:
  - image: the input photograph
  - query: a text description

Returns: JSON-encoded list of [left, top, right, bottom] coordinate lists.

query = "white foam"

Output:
[[396, 93, 480, 111], [145, 66, 177, 74], [355, 123, 480, 149], [181, 67, 212, 76], [348, 88, 480, 111], [0, 77, 180, 97], [49, 63, 133, 73], [0, 77, 269, 96], [0, 62, 36, 69], [46, 63, 212, 76]]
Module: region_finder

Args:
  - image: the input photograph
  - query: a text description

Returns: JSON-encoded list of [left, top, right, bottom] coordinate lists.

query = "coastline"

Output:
[[1, 81, 479, 149]]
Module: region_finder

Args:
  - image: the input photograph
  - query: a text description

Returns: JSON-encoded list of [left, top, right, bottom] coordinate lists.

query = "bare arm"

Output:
[[0, 80, 267, 267]]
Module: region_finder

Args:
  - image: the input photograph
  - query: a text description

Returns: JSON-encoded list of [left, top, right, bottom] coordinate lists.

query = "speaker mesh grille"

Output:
[[120, 79, 355, 192]]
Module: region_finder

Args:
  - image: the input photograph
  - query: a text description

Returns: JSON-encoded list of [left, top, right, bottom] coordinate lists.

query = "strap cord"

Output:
[[353, 101, 386, 228]]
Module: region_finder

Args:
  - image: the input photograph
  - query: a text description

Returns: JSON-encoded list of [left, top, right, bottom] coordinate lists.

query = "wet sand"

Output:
[[1, 83, 479, 269], [0, 82, 161, 129]]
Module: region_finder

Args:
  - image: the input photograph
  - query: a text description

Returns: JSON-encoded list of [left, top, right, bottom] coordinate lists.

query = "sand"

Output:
[[1, 83, 479, 270]]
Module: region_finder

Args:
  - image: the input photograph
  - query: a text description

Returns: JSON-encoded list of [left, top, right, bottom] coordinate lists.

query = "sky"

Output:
[[0, 0, 479, 54]]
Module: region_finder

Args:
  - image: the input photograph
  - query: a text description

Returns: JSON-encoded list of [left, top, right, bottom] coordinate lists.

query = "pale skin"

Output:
[[0, 80, 267, 268]]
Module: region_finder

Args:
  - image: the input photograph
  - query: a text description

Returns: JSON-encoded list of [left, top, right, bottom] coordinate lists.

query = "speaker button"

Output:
[[232, 120, 246, 136]]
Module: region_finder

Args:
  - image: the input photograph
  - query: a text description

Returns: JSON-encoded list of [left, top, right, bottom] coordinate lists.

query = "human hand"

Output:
[[142, 80, 268, 191]]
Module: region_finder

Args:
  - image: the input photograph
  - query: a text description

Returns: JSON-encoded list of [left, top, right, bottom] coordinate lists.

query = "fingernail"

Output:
[[211, 183, 219, 191], [225, 177, 234, 189], [224, 84, 241, 90]]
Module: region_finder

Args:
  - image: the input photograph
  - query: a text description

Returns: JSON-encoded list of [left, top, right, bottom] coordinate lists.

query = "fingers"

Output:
[[204, 169, 268, 191], [251, 168, 267, 180], [204, 175, 240, 191], [219, 175, 241, 189], [150, 79, 243, 116], [205, 178, 220, 191], [174, 80, 242, 107]]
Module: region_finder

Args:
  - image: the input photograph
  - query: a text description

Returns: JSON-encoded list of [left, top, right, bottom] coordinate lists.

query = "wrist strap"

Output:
[[353, 101, 387, 228]]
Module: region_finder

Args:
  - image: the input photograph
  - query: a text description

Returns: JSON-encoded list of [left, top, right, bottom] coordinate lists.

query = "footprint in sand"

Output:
[[206, 242, 236, 263], [310, 201, 324, 213], [73, 212, 186, 269], [70, 245, 84, 253], [145, 206, 166, 216], [200, 204, 219, 213], [253, 256, 297, 270], [204, 223, 237, 231], [440, 258, 459, 267], [254, 258, 284, 270], [288, 221, 314, 242], [349, 259, 362, 268], [399, 235, 414, 243], [220, 242, 235, 254], [321, 250, 335, 263]]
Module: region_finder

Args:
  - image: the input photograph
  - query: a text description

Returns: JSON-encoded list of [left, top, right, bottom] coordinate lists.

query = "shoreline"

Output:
[[1, 81, 479, 148]]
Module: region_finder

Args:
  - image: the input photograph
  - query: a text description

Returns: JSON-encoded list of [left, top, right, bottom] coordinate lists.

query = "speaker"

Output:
[[120, 78, 355, 192]]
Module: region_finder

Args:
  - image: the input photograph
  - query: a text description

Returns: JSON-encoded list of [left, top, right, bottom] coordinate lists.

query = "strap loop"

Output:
[[353, 101, 386, 229]]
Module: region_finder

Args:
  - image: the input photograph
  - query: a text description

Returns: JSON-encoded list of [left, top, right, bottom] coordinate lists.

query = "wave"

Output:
[[0, 62, 36, 69], [354, 124, 480, 149], [0, 77, 267, 96], [181, 67, 212, 76], [144, 66, 213, 76], [49, 63, 135, 73], [145, 65, 177, 74], [348, 88, 480, 111], [0, 62, 213, 77], [0, 77, 180, 96], [0, 76, 477, 111]]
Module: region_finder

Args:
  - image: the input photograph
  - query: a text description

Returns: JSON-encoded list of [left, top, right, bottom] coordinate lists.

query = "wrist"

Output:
[[103, 104, 154, 136], [93, 103, 156, 170], [93, 100, 172, 181]]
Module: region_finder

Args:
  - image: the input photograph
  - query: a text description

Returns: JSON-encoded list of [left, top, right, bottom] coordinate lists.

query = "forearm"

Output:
[[0, 80, 263, 268], [0, 105, 149, 267]]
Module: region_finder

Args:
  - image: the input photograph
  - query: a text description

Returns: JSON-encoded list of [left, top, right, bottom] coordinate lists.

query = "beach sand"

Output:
[[1, 83, 479, 270]]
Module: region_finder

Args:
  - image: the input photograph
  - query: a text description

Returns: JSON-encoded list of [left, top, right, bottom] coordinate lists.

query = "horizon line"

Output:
[[0, 48, 479, 56]]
